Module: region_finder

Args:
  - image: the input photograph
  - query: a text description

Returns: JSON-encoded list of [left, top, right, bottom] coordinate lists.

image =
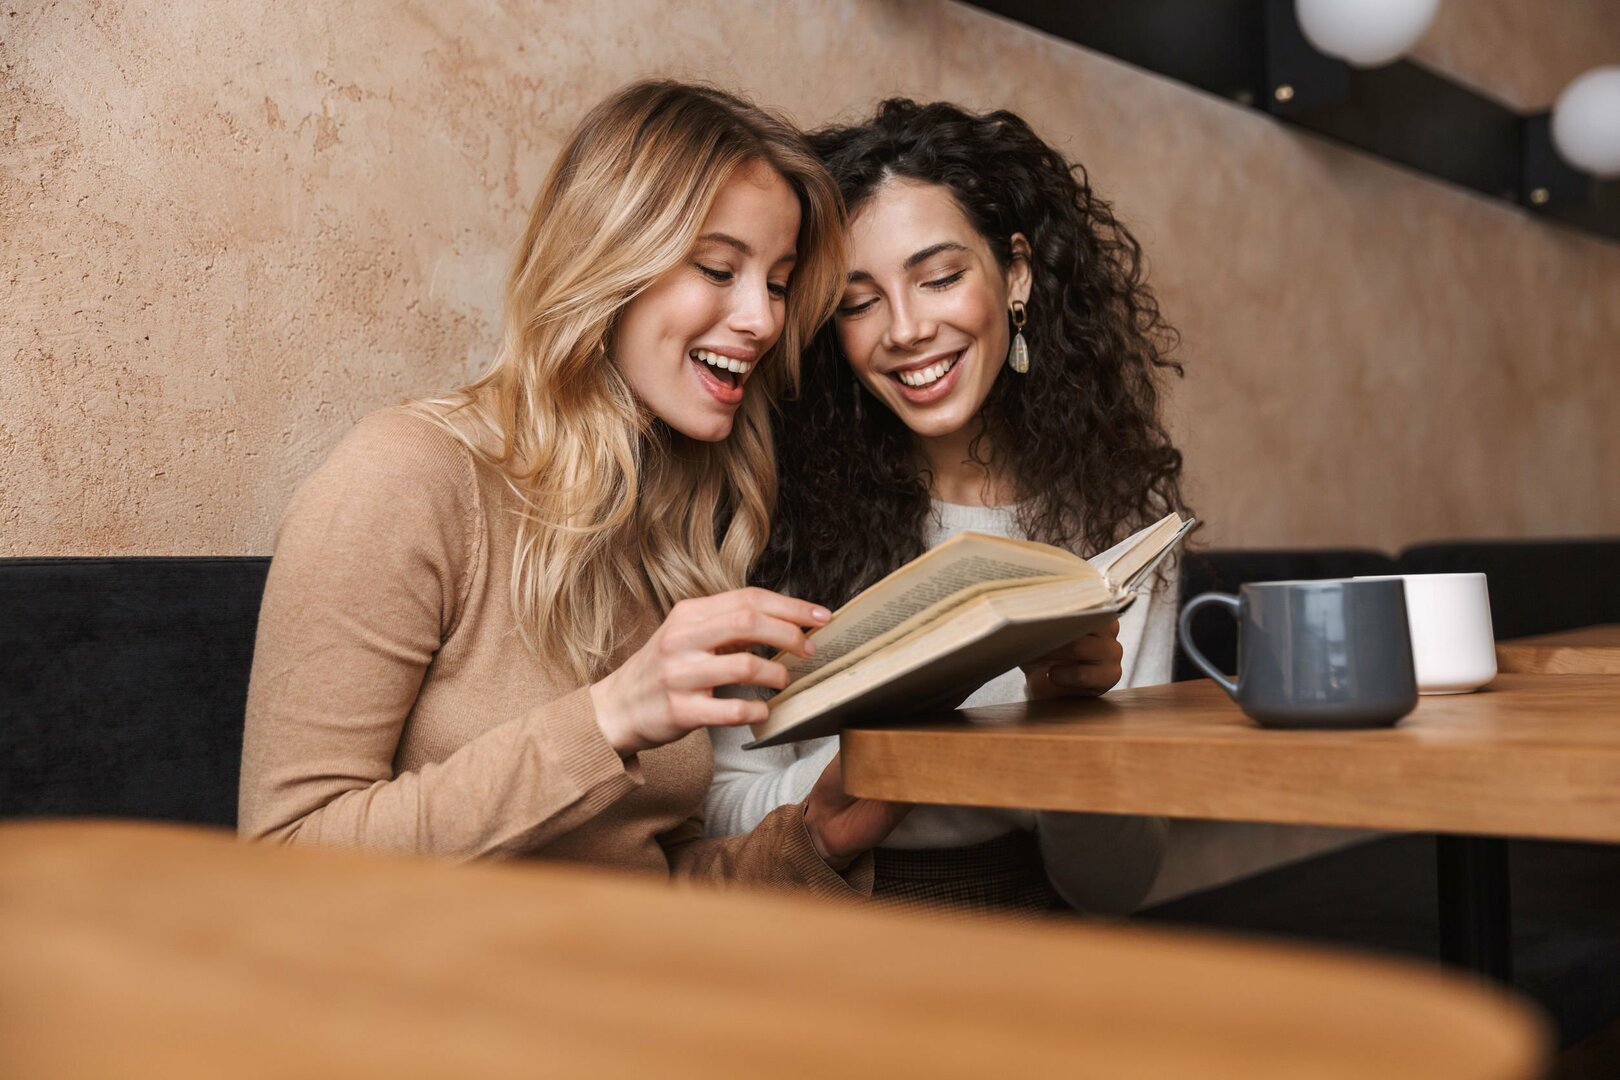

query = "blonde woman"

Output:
[[239, 81, 907, 892]]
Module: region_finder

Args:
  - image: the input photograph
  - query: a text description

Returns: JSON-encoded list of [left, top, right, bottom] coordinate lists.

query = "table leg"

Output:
[[1435, 835, 1512, 982]]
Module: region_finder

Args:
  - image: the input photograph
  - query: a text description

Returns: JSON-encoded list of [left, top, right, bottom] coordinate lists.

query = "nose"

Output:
[[882, 293, 933, 351], [727, 278, 779, 342]]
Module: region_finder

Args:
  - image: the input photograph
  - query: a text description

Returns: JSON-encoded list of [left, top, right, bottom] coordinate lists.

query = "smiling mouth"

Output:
[[691, 348, 754, 388], [893, 352, 961, 388]]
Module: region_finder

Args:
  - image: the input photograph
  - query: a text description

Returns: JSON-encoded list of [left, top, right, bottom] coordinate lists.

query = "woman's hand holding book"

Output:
[[589, 588, 831, 757], [1022, 618, 1125, 699]]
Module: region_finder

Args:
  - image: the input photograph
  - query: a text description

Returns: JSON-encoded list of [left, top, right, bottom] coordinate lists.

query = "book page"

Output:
[[771, 535, 1092, 705], [1087, 512, 1194, 589], [751, 579, 1119, 744], [772, 568, 1061, 706]]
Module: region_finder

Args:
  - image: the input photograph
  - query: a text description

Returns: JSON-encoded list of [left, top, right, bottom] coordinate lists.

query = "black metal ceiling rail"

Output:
[[964, 0, 1620, 244]]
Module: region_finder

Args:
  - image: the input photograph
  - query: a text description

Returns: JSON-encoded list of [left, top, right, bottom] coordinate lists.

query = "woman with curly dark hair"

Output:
[[705, 99, 1191, 915]]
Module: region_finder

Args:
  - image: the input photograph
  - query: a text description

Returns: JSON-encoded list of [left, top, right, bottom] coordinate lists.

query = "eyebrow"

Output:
[[697, 232, 797, 265], [846, 241, 970, 283], [698, 232, 753, 256]]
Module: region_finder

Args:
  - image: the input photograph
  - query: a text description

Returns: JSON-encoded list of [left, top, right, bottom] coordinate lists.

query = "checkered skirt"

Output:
[[871, 830, 1063, 919]]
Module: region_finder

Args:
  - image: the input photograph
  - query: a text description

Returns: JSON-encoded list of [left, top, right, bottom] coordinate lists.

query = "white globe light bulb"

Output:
[[1551, 67, 1620, 179], [1295, 0, 1442, 68]]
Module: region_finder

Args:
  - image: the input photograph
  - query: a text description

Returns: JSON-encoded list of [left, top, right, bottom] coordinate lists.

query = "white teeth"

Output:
[[897, 355, 958, 387], [692, 349, 753, 376]]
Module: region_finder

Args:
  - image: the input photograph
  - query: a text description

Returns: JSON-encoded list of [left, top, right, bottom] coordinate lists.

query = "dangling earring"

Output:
[[1008, 300, 1030, 374]]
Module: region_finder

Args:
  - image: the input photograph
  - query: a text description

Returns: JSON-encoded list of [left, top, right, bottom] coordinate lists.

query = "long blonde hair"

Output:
[[420, 81, 844, 682]]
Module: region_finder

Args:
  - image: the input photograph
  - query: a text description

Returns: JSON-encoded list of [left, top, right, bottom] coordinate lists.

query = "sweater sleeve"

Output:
[[660, 802, 874, 899], [238, 410, 639, 859]]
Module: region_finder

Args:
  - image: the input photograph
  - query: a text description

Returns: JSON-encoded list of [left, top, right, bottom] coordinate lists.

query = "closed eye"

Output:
[[924, 270, 966, 290], [695, 262, 734, 284], [838, 296, 877, 317], [768, 281, 789, 300]]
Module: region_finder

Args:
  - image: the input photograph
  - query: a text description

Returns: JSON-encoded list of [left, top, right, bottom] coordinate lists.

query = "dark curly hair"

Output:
[[754, 99, 1188, 606]]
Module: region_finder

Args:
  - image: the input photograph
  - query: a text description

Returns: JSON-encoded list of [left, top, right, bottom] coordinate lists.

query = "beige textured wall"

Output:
[[1410, 0, 1620, 109], [4, 0, 1618, 556]]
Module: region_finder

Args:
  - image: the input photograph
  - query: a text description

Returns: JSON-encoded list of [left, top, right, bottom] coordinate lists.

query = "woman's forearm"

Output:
[[241, 685, 639, 859]]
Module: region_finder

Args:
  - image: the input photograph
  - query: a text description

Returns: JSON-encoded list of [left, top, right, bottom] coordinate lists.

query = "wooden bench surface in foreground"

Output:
[[0, 821, 1544, 1080]]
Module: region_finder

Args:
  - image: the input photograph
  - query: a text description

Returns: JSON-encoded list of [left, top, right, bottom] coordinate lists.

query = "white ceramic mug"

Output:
[[1354, 573, 1496, 694]]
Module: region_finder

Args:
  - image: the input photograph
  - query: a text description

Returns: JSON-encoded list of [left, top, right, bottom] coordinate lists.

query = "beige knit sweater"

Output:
[[239, 407, 868, 897]]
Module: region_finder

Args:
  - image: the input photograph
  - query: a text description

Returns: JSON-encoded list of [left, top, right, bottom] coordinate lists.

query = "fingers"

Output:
[[680, 588, 832, 634], [1035, 630, 1125, 665], [662, 652, 792, 693], [1023, 625, 1124, 697], [675, 587, 832, 626], [1072, 631, 1125, 664], [1045, 661, 1121, 693], [668, 607, 817, 658], [681, 693, 770, 728], [669, 588, 833, 658], [1035, 649, 1124, 696], [610, 590, 834, 752], [805, 754, 913, 866]]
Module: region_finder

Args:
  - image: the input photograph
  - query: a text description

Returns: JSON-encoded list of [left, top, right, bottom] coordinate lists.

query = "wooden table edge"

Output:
[[840, 674, 1620, 842]]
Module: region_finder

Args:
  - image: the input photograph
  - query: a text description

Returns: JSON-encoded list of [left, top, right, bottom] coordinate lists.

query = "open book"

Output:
[[743, 511, 1194, 748]]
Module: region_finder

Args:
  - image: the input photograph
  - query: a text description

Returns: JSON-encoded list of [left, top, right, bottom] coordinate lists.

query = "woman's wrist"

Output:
[[587, 678, 638, 759]]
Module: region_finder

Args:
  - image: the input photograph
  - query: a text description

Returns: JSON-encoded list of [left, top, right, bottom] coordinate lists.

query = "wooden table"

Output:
[[1497, 624, 1620, 675], [843, 673, 1620, 978], [0, 821, 1546, 1080]]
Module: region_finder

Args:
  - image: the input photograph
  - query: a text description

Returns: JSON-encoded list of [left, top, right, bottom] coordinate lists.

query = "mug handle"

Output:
[[1177, 592, 1241, 699]]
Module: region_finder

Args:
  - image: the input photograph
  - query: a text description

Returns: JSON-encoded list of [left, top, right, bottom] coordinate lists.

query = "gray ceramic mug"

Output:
[[1177, 579, 1419, 729]]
